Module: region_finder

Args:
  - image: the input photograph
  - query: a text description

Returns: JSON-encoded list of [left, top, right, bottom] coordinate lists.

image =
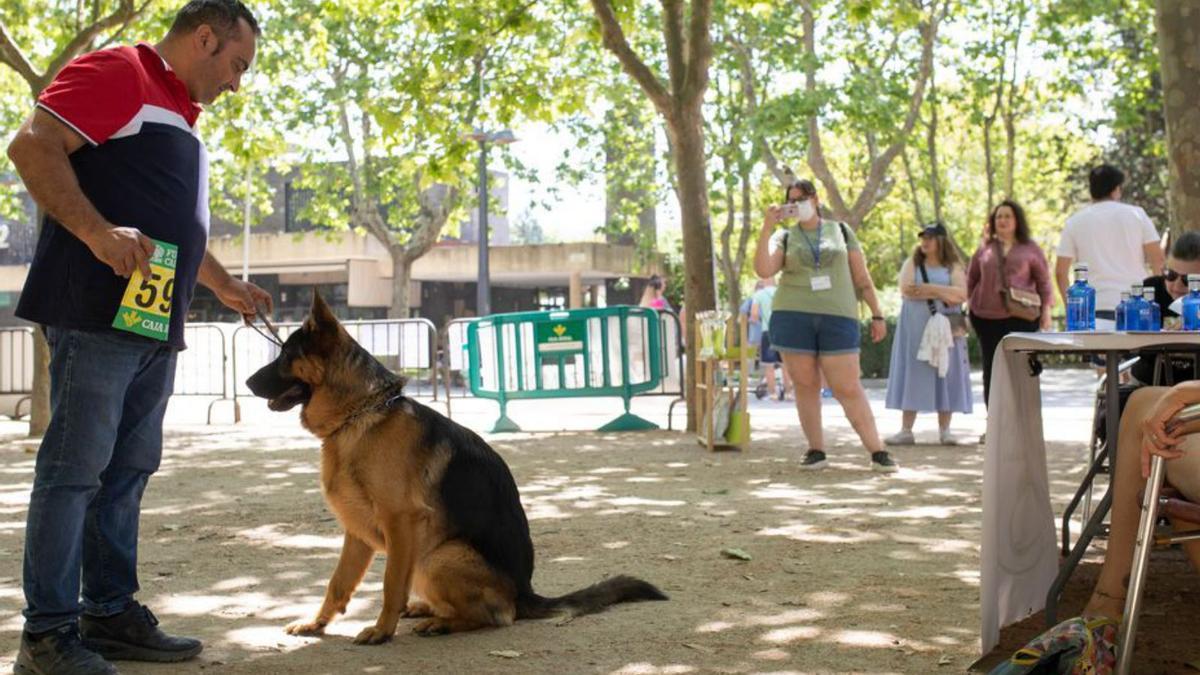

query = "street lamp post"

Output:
[[465, 128, 517, 317]]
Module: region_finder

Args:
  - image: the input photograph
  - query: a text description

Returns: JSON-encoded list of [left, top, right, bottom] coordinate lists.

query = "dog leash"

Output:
[[246, 304, 284, 346]]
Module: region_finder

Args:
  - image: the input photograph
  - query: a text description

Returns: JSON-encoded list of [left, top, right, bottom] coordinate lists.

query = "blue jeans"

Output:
[[23, 327, 176, 634]]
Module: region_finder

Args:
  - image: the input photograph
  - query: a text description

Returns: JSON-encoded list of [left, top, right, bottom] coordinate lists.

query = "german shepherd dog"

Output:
[[246, 294, 666, 644]]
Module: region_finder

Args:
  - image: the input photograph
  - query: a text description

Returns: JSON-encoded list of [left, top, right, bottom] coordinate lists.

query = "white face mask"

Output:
[[794, 199, 816, 222]]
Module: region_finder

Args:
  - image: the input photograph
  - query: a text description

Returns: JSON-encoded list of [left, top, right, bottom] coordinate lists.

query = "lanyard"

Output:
[[797, 222, 823, 270]]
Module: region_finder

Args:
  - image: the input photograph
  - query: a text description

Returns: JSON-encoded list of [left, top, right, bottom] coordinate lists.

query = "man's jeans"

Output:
[[23, 327, 176, 634]]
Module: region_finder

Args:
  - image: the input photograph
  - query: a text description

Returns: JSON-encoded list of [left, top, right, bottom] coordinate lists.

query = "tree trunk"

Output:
[[1155, 0, 1200, 234], [925, 65, 943, 223], [719, 179, 739, 317], [29, 334, 50, 436], [390, 252, 412, 318], [669, 110, 717, 431]]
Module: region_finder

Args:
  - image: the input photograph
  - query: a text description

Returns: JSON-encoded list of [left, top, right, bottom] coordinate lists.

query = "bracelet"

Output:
[[871, 316, 884, 321]]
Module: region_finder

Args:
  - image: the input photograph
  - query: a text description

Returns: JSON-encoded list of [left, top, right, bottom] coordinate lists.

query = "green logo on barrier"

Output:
[[535, 319, 585, 354]]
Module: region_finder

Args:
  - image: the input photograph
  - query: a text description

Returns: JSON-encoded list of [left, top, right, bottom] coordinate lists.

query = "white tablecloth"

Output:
[[979, 331, 1200, 655]]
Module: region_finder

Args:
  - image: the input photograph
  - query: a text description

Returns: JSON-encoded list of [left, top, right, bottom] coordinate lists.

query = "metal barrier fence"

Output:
[[3, 312, 668, 425], [230, 318, 439, 408], [466, 306, 662, 432], [442, 318, 475, 398], [173, 323, 234, 423], [0, 326, 34, 419]]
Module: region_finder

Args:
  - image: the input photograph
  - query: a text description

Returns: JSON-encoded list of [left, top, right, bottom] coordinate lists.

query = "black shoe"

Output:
[[799, 449, 827, 470], [80, 603, 202, 663], [15, 624, 117, 675], [870, 451, 899, 473]]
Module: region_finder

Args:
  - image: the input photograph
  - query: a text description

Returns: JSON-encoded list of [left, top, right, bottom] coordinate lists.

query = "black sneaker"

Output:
[[15, 624, 117, 675], [799, 449, 827, 470], [80, 602, 202, 663], [871, 451, 899, 473]]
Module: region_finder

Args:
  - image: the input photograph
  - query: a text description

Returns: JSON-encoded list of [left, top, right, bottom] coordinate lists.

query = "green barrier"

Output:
[[466, 306, 663, 432]]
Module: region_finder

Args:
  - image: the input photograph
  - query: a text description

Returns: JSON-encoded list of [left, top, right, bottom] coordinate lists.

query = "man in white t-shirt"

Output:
[[1056, 164, 1164, 328]]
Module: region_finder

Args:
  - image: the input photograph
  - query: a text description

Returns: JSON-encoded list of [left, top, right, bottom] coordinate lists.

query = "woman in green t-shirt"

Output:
[[753, 179, 897, 473]]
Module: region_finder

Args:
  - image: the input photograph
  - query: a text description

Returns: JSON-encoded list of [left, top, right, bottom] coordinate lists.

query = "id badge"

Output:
[[111, 239, 177, 341], [811, 275, 832, 291]]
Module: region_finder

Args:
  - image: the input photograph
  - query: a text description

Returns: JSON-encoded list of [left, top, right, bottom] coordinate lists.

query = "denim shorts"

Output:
[[768, 310, 861, 356], [759, 332, 781, 364]]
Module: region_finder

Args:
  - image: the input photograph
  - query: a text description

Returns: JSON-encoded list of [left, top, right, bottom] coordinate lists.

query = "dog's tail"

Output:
[[516, 575, 667, 620]]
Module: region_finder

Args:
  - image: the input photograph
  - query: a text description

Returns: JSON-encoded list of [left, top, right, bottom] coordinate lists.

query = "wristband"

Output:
[[871, 316, 884, 321]]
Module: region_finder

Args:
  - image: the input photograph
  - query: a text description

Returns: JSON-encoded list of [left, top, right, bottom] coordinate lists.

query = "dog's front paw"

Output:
[[353, 625, 395, 645], [285, 619, 328, 637], [412, 618, 451, 637], [402, 601, 433, 618]]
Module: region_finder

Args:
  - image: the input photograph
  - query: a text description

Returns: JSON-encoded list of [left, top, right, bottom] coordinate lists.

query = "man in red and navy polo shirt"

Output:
[[6, 2, 270, 673]]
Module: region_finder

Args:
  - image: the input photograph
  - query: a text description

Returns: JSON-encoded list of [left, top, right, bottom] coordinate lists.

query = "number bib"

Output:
[[111, 239, 177, 341]]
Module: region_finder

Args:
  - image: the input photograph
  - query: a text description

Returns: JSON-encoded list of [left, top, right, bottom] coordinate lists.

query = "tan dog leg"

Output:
[[410, 540, 516, 636], [354, 517, 419, 645], [286, 533, 374, 636]]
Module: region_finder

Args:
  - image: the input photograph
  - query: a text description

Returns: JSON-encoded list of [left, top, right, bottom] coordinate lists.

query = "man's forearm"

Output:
[[8, 132, 107, 245], [1054, 260, 1071, 306], [198, 250, 233, 292]]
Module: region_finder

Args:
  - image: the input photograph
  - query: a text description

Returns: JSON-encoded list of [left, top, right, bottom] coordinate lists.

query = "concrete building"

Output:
[[0, 168, 652, 329]]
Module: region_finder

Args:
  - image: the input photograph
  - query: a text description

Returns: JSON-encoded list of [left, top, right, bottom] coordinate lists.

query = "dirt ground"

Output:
[[0, 371, 1196, 674]]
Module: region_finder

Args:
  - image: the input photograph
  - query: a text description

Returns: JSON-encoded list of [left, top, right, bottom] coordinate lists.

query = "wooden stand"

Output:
[[694, 313, 752, 451]]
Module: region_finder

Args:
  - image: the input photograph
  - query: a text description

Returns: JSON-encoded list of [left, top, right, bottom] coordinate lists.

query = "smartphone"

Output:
[[779, 203, 800, 220]]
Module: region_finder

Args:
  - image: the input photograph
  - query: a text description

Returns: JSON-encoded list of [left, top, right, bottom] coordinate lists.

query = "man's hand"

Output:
[[1039, 312, 1053, 331], [214, 278, 273, 323], [86, 226, 154, 278]]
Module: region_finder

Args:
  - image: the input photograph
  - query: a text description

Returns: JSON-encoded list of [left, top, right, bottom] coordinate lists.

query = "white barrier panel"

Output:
[[231, 319, 437, 397], [174, 324, 229, 398], [0, 327, 33, 395]]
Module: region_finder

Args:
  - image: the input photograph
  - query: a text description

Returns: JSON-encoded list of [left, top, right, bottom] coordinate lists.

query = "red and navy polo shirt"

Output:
[[16, 42, 209, 349]]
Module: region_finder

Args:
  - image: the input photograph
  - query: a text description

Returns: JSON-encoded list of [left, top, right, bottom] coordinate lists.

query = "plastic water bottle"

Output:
[[1066, 263, 1096, 331], [1126, 284, 1146, 330], [1183, 275, 1200, 331], [1139, 286, 1161, 331], [1115, 291, 1131, 330]]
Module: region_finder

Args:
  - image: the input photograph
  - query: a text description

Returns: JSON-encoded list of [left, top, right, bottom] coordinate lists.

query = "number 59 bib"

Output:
[[111, 239, 177, 341]]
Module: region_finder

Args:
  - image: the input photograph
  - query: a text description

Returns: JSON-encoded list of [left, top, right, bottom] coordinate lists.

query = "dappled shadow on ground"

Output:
[[973, 557, 1200, 674], [0, 412, 990, 674], [0, 373, 1185, 673]]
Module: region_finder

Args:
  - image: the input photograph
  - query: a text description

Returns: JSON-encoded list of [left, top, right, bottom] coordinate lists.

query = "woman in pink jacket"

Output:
[[967, 200, 1054, 408]]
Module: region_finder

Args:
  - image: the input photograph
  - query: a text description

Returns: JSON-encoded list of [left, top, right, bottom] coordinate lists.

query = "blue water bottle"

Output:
[[1126, 284, 1146, 330], [1183, 274, 1200, 331], [1066, 263, 1096, 331], [1115, 291, 1131, 330], [1140, 286, 1161, 331]]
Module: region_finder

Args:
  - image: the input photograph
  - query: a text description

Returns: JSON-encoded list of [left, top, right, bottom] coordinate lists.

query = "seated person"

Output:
[[1082, 381, 1200, 620], [1130, 230, 1200, 385]]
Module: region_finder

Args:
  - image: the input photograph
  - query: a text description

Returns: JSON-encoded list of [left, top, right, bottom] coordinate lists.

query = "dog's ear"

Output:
[[305, 288, 339, 337]]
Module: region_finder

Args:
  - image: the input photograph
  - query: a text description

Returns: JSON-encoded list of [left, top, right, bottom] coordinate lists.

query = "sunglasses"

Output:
[[1164, 268, 1184, 282]]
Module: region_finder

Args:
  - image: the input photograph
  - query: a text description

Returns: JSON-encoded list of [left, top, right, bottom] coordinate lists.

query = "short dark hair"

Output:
[[1171, 230, 1200, 262], [1088, 164, 1124, 200], [169, 0, 260, 40], [988, 199, 1032, 244]]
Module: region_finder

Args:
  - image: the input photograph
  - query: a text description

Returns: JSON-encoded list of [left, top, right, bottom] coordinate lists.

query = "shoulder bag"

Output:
[[995, 242, 1042, 322], [917, 261, 969, 337]]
